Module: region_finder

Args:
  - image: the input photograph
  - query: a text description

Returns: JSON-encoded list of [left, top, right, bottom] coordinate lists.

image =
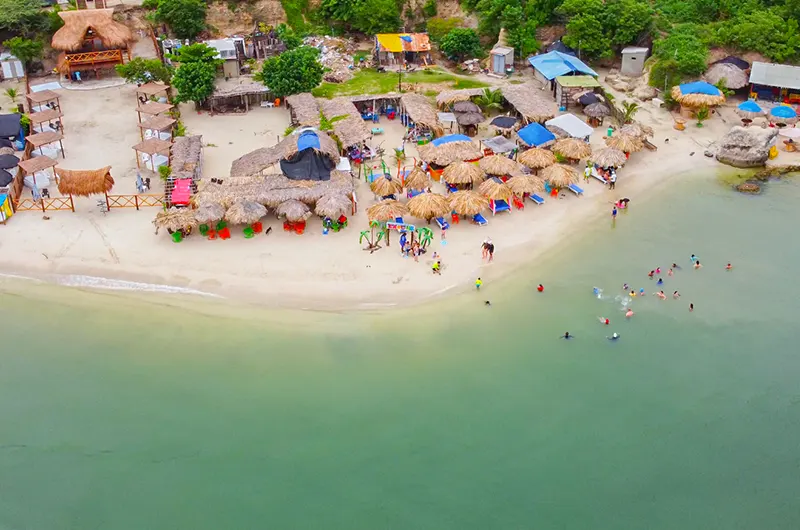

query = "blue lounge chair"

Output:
[[491, 199, 511, 215], [395, 217, 404, 224], [446, 183, 458, 194], [472, 213, 488, 226], [568, 183, 584, 196], [407, 188, 424, 199], [529, 194, 545, 205], [435, 217, 450, 230]]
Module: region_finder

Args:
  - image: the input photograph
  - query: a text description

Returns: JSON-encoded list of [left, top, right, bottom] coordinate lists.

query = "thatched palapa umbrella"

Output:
[[584, 103, 611, 118], [703, 63, 748, 89], [407, 192, 450, 222], [449, 190, 489, 216], [478, 177, 513, 201], [370, 175, 402, 197], [153, 207, 196, 234], [606, 133, 643, 153], [403, 167, 429, 190], [453, 100, 481, 114], [456, 112, 484, 126], [478, 155, 523, 177], [276, 199, 312, 222], [671, 82, 726, 108], [591, 147, 627, 168], [194, 203, 225, 224], [506, 175, 544, 196], [417, 140, 483, 166], [518, 147, 556, 170], [442, 161, 485, 186], [540, 163, 578, 188], [226, 200, 267, 225], [619, 122, 654, 139], [367, 199, 409, 222], [315, 193, 352, 219], [552, 138, 592, 161]]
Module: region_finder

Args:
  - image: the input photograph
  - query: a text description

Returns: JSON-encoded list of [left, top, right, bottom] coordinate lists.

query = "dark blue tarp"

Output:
[[431, 134, 471, 146], [517, 123, 556, 147], [297, 130, 321, 151], [490, 116, 517, 129], [715, 56, 750, 70], [0, 114, 21, 139], [546, 40, 576, 56], [677, 81, 722, 96]]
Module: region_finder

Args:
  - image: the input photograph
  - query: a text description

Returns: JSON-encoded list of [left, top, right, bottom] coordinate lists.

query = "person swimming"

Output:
[[629, 290, 636, 297], [639, 288, 645, 296], [655, 267, 661, 274], [623, 283, 629, 291], [694, 260, 702, 269], [598, 317, 610, 325], [561, 332, 574, 339], [655, 291, 666, 300], [607, 332, 620, 341], [690, 254, 698, 263], [673, 290, 680, 299], [593, 287, 603, 298], [656, 278, 663, 286], [689, 303, 694, 312], [668, 268, 674, 277], [484, 300, 491, 306], [726, 263, 732, 270], [672, 262, 682, 270], [625, 309, 634, 318], [537, 284, 544, 292], [648, 270, 655, 279]]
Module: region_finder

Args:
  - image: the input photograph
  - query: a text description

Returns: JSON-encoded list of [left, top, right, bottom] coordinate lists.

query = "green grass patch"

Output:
[[280, 0, 310, 32], [312, 67, 488, 98]]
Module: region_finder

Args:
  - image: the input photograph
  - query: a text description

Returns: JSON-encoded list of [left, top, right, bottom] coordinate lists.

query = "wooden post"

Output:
[[69, 194, 75, 212], [135, 150, 140, 169], [105, 191, 110, 212], [135, 195, 140, 211], [59, 139, 65, 158]]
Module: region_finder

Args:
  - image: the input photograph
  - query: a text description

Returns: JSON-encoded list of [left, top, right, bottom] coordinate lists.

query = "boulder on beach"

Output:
[[715, 126, 779, 168], [735, 181, 761, 194]]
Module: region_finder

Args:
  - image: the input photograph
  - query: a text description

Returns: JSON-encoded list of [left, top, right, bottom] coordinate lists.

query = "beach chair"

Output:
[[218, 227, 231, 240], [450, 211, 460, 224], [529, 193, 545, 205], [568, 183, 584, 196], [243, 227, 255, 239], [395, 217, 404, 224], [171, 231, 183, 243], [512, 195, 525, 210], [435, 217, 450, 230], [490, 199, 511, 216], [472, 213, 488, 226], [446, 183, 458, 194]]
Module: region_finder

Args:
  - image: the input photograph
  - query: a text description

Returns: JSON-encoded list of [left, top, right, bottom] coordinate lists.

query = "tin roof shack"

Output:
[[621, 47, 648, 77], [748, 62, 800, 103], [490, 46, 514, 76], [555, 75, 601, 110], [375, 33, 431, 69], [205, 38, 244, 78]]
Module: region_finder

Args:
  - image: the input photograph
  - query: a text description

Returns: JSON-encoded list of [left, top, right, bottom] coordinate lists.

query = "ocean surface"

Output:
[[2, 173, 799, 529]]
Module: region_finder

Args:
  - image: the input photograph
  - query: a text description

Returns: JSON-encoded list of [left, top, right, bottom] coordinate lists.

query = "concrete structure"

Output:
[[490, 46, 514, 75], [621, 47, 648, 77], [205, 38, 243, 78]]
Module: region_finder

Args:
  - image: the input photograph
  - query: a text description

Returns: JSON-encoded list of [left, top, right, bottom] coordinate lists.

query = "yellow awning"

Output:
[[377, 34, 404, 53]]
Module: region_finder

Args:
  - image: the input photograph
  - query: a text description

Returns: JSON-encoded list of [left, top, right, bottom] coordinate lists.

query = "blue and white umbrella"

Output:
[[736, 100, 764, 119], [770, 105, 798, 123]]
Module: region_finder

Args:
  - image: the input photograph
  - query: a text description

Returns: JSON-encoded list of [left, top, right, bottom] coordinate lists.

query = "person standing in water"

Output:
[[537, 284, 544, 292], [607, 332, 620, 341], [625, 309, 634, 318], [561, 332, 574, 339], [612, 206, 618, 220], [726, 263, 733, 270], [694, 260, 703, 269], [689, 303, 694, 312], [673, 291, 680, 299]]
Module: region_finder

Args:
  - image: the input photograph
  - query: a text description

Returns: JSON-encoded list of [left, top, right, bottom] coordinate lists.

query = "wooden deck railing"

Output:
[[13, 196, 74, 212], [107, 193, 165, 210], [65, 49, 123, 66]]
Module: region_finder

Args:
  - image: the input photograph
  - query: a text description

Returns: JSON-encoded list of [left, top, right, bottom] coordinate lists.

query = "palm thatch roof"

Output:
[[453, 101, 481, 114], [540, 163, 578, 188], [226, 200, 267, 225], [478, 177, 513, 201], [478, 155, 524, 176], [400, 93, 443, 134], [315, 193, 352, 218], [403, 167, 429, 190], [285, 93, 321, 127], [230, 131, 340, 177], [591, 147, 627, 168], [417, 141, 483, 166], [501, 83, 557, 123], [584, 102, 611, 117], [442, 161, 485, 185], [703, 63, 749, 89], [506, 175, 544, 195], [518, 147, 556, 169], [606, 133, 643, 153], [370, 175, 402, 196], [319, 97, 372, 148], [56, 166, 114, 197], [619, 122, 654, 139], [671, 85, 726, 108], [456, 112, 484, 126], [552, 138, 592, 160], [171, 135, 203, 180], [153, 207, 197, 232], [276, 199, 312, 222], [194, 203, 225, 224], [367, 199, 409, 222], [407, 192, 450, 221], [436, 88, 485, 107], [51, 9, 134, 52], [449, 190, 488, 216]]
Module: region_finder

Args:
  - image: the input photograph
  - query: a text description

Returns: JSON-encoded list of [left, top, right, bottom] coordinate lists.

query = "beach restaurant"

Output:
[[374, 33, 431, 68], [748, 62, 800, 103]]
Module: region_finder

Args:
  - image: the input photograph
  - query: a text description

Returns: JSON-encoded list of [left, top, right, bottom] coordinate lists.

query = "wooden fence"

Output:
[[13, 196, 74, 212], [106, 194, 165, 210]]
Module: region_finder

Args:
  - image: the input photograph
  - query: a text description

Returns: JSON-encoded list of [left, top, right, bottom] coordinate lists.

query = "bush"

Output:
[[257, 46, 323, 98], [440, 28, 482, 61], [427, 17, 462, 45], [172, 61, 217, 105], [648, 57, 680, 89], [141, 0, 159, 9], [156, 0, 207, 40], [652, 26, 708, 78], [422, 0, 437, 17], [116, 57, 173, 84]]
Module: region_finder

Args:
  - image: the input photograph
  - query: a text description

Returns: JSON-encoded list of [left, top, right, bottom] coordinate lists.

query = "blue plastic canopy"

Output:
[[677, 81, 722, 96], [297, 130, 321, 151], [527, 51, 597, 80], [431, 134, 471, 147], [737, 101, 763, 113], [400, 35, 412, 42], [517, 122, 556, 147], [770, 106, 797, 119]]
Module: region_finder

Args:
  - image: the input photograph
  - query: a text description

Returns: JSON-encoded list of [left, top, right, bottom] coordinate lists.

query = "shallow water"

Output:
[[2, 175, 799, 529]]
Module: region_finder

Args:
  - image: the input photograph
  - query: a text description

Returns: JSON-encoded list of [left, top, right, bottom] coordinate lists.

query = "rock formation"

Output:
[[715, 126, 779, 168], [735, 181, 761, 193]]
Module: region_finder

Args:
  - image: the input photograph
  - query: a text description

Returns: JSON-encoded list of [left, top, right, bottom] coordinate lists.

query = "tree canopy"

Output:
[[257, 46, 323, 98], [156, 0, 207, 40], [275, 23, 302, 50], [440, 28, 482, 61], [173, 62, 217, 104], [317, 0, 400, 34], [115, 58, 173, 85], [2, 37, 43, 67]]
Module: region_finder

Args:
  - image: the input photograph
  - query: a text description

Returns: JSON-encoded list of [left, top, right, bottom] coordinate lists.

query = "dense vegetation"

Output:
[[257, 46, 324, 98], [169, 43, 223, 105]]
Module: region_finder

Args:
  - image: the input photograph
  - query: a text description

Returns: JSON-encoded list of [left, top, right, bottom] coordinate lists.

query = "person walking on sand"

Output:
[[432, 260, 441, 275], [475, 277, 482, 291], [412, 241, 420, 263], [486, 240, 495, 263], [584, 163, 591, 182], [612, 206, 617, 220], [609, 172, 617, 190], [481, 238, 491, 260]]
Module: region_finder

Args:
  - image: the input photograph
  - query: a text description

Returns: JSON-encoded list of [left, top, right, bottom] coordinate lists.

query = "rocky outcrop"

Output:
[[735, 181, 761, 193], [632, 85, 657, 101], [715, 126, 779, 168]]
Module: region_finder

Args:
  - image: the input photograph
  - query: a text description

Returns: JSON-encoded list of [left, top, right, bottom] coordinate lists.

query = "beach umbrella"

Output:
[[276, 199, 312, 222], [736, 100, 765, 119], [366, 199, 409, 222], [518, 147, 556, 169], [619, 122, 654, 139], [540, 163, 578, 188], [584, 102, 611, 118], [0, 146, 15, 156], [453, 100, 481, 114], [779, 128, 800, 139], [552, 138, 591, 160], [0, 154, 20, 169], [403, 167, 430, 190], [315, 193, 352, 218], [407, 192, 450, 221], [449, 190, 489, 216], [576, 91, 600, 105], [478, 176, 513, 201], [703, 62, 748, 89], [225, 200, 267, 225], [505, 175, 544, 196], [490, 116, 517, 130], [671, 81, 726, 108], [606, 133, 643, 153], [194, 203, 225, 224], [478, 155, 524, 177], [0, 168, 12, 187], [0, 139, 13, 149], [153, 207, 197, 233], [442, 161, 485, 186], [370, 175, 402, 196], [456, 112, 484, 126], [770, 105, 798, 123], [591, 147, 627, 168]]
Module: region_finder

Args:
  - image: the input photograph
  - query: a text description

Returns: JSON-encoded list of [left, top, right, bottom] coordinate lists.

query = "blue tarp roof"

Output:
[[770, 105, 797, 118], [431, 134, 471, 146], [737, 101, 763, 113], [528, 51, 597, 80], [297, 130, 321, 151], [677, 81, 722, 96], [517, 123, 556, 147]]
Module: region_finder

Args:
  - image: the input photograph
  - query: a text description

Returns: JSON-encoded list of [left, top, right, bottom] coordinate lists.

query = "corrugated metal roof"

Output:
[[749, 61, 800, 90], [376, 33, 430, 53], [556, 75, 601, 88]]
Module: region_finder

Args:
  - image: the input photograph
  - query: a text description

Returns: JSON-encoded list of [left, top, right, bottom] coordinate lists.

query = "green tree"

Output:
[[716, 10, 800, 62], [621, 101, 639, 123], [2, 37, 43, 84], [652, 26, 708, 77], [440, 28, 483, 61], [156, 0, 208, 40], [0, 0, 48, 37], [116, 57, 173, 84], [172, 61, 217, 106], [168, 43, 222, 65], [507, 19, 540, 57], [352, 0, 401, 34], [557, 0, 604, 19], [422, 0, 437, 17], [257, 46, 323, 98], [427, 17, 462, 45], [275, 23, 302, 50], [602, 0, 653, 47], [563, 15, 613, 59]]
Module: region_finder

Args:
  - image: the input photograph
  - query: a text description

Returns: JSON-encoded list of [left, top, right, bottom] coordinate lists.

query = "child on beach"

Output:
[[475, 277, 482, 291], [432, 260, 441, 275], [612, 206, 617, 219]]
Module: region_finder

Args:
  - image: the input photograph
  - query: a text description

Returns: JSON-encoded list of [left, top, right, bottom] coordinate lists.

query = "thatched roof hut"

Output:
[[171, 135, 203, 180], [194, 203, 225, 224], [400, 93, 443, 134], [506, 175, 544, 195], [403, 167, 429, 190], [456, 112, 484, 126], [478, 177, 513, 201], [619, 122, 654, 139], [319, 97, 372, 149], [367, 199, 409, 222], [436, 88, 485, 107], [56, 166, 114, 197], [153, 207, 196, 233], [51, 9, 134, 52], [285, 93, 321, 127], [518, 147, 556, 169], [230, 130, 340, 177], [370, 175, 402, 196], [703, 63, 749, 89], [501, 83, 557, 123], [478, 155, 524, 177], [540, 163, 578, 188], [276, 199, 312, 222], [449, 190, 488, 216], [442, 161, 485, 186], [671, 82, 726, 108], [606, 133, 643, 153], [315, 193, 352, 218], [591, 147, 627, 168], [584, 103, 611, 118], [417, 141, 483, 166], [226, 200, 267, 225], [407, 192, 450, 221], [552, 138, 592, 160]]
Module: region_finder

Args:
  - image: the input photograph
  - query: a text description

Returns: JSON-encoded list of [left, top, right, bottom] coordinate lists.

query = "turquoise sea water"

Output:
[[2, 174, 799, 529]]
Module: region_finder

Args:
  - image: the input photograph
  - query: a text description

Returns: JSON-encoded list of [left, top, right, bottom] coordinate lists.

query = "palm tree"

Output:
[[5, 88, 18, 105], [359, 220, 385, 252], [476, 88, 503, 113], [319, 111, 347, 132], [621, 101, 639, 124], [416, 227, 433, 249]]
